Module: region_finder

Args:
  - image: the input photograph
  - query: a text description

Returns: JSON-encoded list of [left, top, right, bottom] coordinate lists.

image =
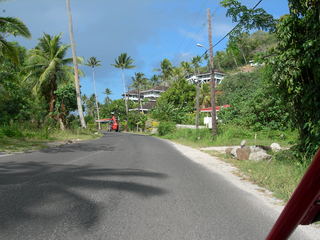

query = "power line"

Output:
[[200, 0, 264, 58]]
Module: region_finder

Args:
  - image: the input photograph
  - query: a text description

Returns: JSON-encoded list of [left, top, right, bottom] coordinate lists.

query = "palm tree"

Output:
[[25, 34, 77, 129], [160, 58, 173, 86], [112, 53, 135, 116], [0, 17, 31, 63], [86, 57, 102, 129], [132, 72, 148, 112], [104, 88, 112, 104], [149, 75, 160, 87], [82, 94, 96, 118], [180, 61, 193, 76], [191, 56, 202, 74], [66, 0, 86, 128]]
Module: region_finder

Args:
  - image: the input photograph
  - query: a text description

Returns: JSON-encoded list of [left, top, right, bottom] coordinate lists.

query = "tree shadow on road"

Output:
[[40, 141, 116, 153], [0, 161, 168, 232]]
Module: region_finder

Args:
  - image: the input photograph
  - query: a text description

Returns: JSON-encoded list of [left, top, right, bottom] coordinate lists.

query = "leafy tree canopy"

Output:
[[220, 0, 276, 39], [267, 0, 320, 156]]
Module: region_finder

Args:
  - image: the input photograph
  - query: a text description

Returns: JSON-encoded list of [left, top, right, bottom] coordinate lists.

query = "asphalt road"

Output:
[[0, 133, 310, 240]]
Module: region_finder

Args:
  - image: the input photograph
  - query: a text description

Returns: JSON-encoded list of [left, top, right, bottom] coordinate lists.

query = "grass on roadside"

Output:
[[205, 149, 308, 202], [0, 125, 102, 153], [158, 124, 306, 202], [161, 124, 297, 149]]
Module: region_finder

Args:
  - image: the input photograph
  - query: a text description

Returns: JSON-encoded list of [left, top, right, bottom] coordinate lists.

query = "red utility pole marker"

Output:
[[266, 148, 320, 239]]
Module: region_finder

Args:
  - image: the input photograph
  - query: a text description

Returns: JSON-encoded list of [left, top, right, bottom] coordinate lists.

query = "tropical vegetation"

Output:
[[1, 0, 319, 165]]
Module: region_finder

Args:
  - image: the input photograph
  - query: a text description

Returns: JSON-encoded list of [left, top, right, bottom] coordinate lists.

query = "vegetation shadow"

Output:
[[40, 141, 115, 153], [0, 161, 168, 232]]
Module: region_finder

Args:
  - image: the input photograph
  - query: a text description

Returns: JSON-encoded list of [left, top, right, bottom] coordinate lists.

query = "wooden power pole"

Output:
[[207, 8, 217, 136]]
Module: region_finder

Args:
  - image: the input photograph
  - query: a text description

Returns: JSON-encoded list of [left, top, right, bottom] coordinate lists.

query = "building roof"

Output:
[[200, 105, 231, 112], [125, 86, 168, 95], [140, 86, 168, 93], [124, 89, 139, 95]]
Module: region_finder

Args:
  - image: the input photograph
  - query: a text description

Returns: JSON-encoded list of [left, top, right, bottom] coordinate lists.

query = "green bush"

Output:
[[158, 121, 176, 136], [0, 125, 24, 138], [128, 112, 147, 131], [217, 68, 291, 131]]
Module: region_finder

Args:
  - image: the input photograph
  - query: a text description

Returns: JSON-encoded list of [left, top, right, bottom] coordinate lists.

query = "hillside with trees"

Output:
[[1, 0, 319, 162]]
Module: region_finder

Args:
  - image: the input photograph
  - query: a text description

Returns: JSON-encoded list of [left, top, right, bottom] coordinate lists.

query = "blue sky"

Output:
[[2, 0, 289, 101]]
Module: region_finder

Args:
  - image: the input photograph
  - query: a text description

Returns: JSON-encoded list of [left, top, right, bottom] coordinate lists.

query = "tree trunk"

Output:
[[49, 95, 56, 113], [59, 102, 67, 131], [138, 88, 141, 113], [195, 82, 200, 129], [240, 47, 248, 65], [49, 80, 57, 113], [59, 117, 66, 130], [232, 54, 239, 68], [92, 67, 101, 130], [121, 70, 129, 131], [121, 70, 129, 116], [66, 0, 86, 129]]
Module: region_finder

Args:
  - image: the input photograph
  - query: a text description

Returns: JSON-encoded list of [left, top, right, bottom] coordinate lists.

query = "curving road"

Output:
[[0, 133, 310, 240]]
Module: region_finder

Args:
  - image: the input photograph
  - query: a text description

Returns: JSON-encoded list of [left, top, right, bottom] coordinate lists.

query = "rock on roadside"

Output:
[[249, 150, 272, 161], [226, 141, 272, 161], [271, 143, 281, 152]]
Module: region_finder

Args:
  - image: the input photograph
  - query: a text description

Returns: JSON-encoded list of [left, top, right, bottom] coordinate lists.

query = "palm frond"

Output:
[[86, 56, 102, 67], [0, 37, 19, 63], [38, 59, 57, 87], [0, 17, 31, 38], [112, 53, 135, 70]]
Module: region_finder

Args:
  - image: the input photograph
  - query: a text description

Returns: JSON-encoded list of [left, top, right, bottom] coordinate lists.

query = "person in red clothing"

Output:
[[110, 112, 119, 132]]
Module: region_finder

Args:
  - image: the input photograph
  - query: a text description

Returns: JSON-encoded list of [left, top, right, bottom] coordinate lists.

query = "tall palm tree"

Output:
[[112, 53, 135, 115], [66, 0, 86, 128], [0, 17, 31, 63], [132, 72, 148, 112], [25, 34, 76, 129], [160, 58, 173, 86], [86, 57, 102, 129], [104, 88, 112, 96], [104, 88, 112, 104]]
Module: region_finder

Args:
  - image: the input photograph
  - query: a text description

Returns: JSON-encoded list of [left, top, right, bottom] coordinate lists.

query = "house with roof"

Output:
[[187, 70, 226, 85], [123, 86, 168, 112]]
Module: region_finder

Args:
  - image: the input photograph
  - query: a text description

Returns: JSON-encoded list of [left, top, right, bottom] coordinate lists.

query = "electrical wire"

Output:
[[201, 0, 264, 58]]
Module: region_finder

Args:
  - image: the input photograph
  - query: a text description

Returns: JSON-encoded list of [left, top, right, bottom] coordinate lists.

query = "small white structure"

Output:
[[187, 71, 225, 85], [201, 105, 231, 129], [204, 117, 212, 129]]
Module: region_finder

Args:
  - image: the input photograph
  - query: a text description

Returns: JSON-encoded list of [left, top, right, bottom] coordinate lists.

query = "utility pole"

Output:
[[207, 8, 217, 136], [195, 80, 200, 130]]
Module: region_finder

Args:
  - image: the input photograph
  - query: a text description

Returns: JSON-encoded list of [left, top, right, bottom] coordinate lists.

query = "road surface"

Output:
[[0, 133, 311, 239]]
